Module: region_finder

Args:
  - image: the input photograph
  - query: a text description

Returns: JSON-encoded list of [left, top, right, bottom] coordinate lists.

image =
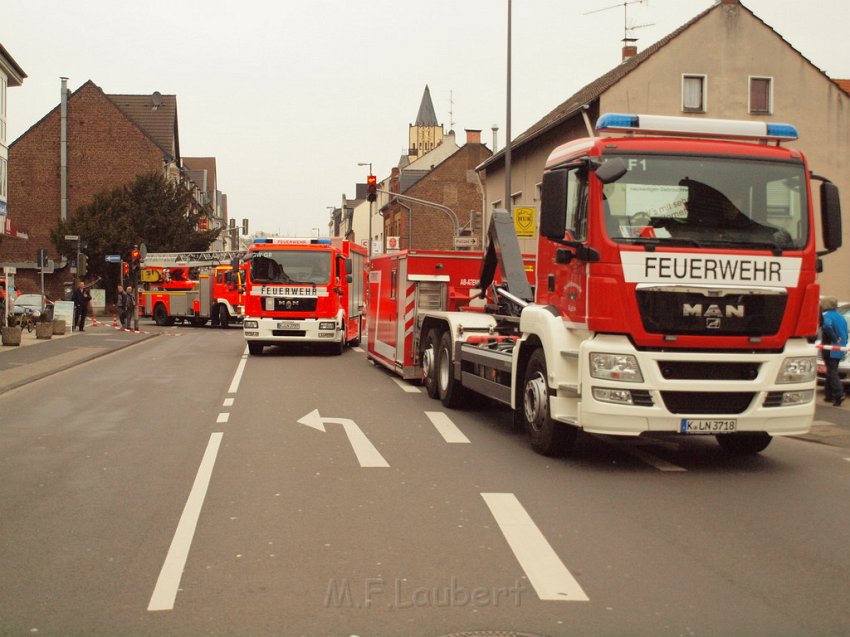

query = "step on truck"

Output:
[[138, 251, 247, 327], [242, 237, 367, 355], [387, 113, 843, 456]]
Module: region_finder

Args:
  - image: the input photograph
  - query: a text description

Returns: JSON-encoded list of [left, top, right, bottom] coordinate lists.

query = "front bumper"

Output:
[[243, 317, 341, 343]]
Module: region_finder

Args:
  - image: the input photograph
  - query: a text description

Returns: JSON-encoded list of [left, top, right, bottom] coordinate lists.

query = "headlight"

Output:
[[243, 320, 258, 329], [590, 353, 643, 382], [776, 357, 816, 384], [319, 321, 336, 330]]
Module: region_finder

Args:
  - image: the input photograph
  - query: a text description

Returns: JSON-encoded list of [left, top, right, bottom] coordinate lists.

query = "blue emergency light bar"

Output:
[[596, 113, 799, 143], [252, 237, 332, 245]]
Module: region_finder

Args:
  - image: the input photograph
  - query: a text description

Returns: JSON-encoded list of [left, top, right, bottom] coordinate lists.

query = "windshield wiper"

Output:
[[618, 236, 704, 250]]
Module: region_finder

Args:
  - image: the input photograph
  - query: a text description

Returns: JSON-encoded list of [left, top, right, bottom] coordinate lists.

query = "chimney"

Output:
[[622, 37, 638, 61], [465, 129, 482, 145]]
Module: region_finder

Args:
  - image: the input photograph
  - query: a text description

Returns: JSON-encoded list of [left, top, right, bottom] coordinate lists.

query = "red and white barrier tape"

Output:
[[816, 342, 850, 352]]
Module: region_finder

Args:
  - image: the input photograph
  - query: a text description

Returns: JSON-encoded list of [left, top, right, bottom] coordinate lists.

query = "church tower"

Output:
[[408, 85, 444, 162]]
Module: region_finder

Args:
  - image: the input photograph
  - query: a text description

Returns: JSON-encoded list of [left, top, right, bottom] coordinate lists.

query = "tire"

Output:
[[437, 330, 466, 408], [218, 305, 230, 328], [522, 348, 577, 456], [716, 432, 772, 455], [248, 342, 264, 356], [332, 326, 345, 356], [153, 303, 169, 326], [421, 328, 440, 399]]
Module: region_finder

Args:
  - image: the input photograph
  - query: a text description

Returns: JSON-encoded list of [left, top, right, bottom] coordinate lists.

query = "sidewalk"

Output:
[[0, 315, 157, 394]]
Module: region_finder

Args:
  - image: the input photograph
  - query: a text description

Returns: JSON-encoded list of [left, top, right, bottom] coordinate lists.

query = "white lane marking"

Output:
[[227, 348, 249, 394], [223, 398, 234, 407], [216, 413, 230, 424], [391, 377, 420, 393], [148, 432, 223, 611], [482, 493, 589, 602], [352, 346, 365, 353], [425, 411, 470, 444]]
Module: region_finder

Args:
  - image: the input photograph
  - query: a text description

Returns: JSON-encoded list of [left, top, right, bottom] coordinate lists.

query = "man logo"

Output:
[[683, 303, 744, 318]]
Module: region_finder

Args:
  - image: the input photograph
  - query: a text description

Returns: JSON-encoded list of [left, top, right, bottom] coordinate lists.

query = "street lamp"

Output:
[[357, 162, 373, 258]]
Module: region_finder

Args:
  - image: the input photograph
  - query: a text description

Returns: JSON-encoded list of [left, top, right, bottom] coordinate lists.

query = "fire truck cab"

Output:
[[242, 237, 366, 355]]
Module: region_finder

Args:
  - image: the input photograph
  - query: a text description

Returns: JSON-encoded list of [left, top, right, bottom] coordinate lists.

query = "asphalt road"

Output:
[[0, 327, 849, 636]]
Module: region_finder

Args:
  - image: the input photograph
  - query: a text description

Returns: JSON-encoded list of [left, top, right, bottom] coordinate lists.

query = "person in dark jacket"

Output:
[[820, 296, 848, 406], [72, 281, 91, 332]]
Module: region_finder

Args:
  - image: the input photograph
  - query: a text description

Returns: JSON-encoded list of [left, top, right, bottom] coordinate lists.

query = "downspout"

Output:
[[60, 77, 68, 221]]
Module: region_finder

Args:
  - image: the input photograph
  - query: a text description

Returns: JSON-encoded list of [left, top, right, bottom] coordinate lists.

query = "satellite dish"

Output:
[[151, 91, 163, 108]]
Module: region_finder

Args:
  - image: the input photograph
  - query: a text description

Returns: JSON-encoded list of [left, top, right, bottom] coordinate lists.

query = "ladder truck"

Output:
[[392, 113, 843, 456], [138, 250, 247, 327]]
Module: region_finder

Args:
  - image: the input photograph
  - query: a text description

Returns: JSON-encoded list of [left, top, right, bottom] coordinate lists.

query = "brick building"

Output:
[[0, 80, 183, 296], [381, 129, 491, 251]]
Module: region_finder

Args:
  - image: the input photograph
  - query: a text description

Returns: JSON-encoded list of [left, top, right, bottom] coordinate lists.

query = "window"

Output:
[[0, 157, 6, 199], [682, 75, 706, 112], [565, 168, 588, 241], [750, 77, 772, 114]]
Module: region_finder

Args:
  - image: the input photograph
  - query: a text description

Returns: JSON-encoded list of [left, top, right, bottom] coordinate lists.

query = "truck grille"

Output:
[[657, 361, 760, 381], [660, 391, 755, 414], [636, 289, 786, 336], [271, 298, 317, 311]]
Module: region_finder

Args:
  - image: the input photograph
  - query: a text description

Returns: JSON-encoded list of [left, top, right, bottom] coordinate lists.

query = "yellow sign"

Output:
[[513, 207, 536, 238]]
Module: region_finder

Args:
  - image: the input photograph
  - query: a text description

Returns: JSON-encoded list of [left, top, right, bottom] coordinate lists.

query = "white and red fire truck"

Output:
[[242, 237, 367, 355], [370, 113, 842, 456], [138, 251, 246, 327]]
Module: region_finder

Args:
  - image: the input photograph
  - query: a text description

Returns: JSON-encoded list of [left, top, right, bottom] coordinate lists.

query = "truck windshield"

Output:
[[601, 154, 808, 250], [250, 251, 331, 284]]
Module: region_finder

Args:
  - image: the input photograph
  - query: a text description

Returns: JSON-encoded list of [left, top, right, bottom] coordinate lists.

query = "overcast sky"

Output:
[[4, 0, 849, 238]]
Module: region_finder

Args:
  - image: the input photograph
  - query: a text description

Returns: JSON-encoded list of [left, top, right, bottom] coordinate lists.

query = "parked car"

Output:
[[11, 294, 54, 321], [816, 303, 850, 391]]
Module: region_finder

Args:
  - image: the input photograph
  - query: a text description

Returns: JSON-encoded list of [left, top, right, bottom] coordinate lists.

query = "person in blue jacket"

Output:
[[820, 296, 848, 406]]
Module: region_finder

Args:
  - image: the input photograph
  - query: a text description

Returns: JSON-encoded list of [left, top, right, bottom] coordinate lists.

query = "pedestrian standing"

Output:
[[71, 281, 91, 332], [124, 286, 136, 330], [116, 285, 127, 328], [820, 296, 848, 406]]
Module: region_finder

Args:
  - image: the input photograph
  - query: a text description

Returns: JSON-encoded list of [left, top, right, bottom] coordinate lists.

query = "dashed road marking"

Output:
[[482, 493, 589, 602], [216, 412, 230, 424], [425, 411, 470, 443], [391, 377, 420, 393]]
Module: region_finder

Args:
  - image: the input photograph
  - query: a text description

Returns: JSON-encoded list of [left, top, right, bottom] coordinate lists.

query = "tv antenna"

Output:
[[448, 90, 456, 132], [584, 0, 654, 42]]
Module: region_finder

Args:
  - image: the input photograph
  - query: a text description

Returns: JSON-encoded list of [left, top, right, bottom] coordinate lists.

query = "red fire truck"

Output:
[[367, 250, 534, 379], [138, 251, 246, 327], [242, 237, 366, 355], [377, 113, 842, 456]]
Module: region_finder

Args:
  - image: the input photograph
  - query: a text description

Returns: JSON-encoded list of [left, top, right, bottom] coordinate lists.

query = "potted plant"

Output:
[[1, 316, 22, 346], [35, 314, 53, 340]]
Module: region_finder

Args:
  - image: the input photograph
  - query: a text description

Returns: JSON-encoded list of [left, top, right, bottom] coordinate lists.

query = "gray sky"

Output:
[[3, 0, 849, 238]]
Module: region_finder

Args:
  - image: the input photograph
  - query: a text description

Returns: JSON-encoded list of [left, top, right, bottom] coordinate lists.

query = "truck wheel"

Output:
[[153, 303, 169, 326], [716, 432, 772, 455], [421, 329, 440, 398], [522, 348, 577, 456], [437, 331, 466, 408], [248, 342, 264, 356], [218, 305, 230, 328]]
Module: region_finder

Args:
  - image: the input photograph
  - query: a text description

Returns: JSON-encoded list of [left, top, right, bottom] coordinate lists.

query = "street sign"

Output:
[[105, 254, 121, 263], [453, 236, 479, 248], [64, 234, 79, 241]]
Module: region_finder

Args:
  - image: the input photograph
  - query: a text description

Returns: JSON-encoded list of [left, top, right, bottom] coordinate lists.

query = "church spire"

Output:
[[415, 85, 439, 126]]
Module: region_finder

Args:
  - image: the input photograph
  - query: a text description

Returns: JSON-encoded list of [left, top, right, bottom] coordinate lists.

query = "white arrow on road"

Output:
[[297, 409, 389, 468]]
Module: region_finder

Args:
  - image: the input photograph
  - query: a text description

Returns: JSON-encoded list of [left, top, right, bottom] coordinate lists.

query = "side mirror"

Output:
[[540, 170, 569, 239], [595, 157, 627, 184], [345, 258, 353, 276], [821, 182, 842, 252]]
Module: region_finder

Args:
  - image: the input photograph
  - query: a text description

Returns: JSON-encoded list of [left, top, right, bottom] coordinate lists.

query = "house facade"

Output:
[[0, 43, 26, 240], [0, 80, 195, 295], [478, 0, 850, 295]]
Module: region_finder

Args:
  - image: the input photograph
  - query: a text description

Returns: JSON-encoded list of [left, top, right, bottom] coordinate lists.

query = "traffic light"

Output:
[[242, 218, 249, 235], [367, 175, 377, 203], [130, 247, 141, 273], [122, 261, 129, 277], [78, 254, 88, 277]]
